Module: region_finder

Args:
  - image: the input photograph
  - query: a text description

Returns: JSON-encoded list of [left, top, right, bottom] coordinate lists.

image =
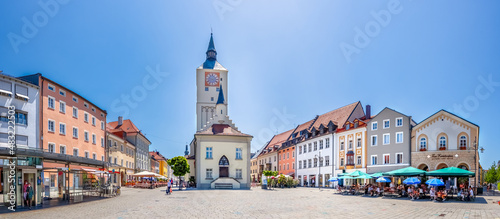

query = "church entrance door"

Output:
[[219, 155, 229, 178]]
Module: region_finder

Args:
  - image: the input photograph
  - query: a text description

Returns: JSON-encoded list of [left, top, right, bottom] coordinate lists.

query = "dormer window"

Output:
[[345, 124, 350, 130]]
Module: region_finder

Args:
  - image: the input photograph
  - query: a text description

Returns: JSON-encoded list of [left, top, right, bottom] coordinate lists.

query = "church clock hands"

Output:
[[205, 72, 220, 86]]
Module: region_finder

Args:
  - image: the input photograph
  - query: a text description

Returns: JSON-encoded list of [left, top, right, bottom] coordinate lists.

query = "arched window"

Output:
[[419, 138, 427, 150], [439, 136, 447, 150], [459, 136, 467, 149]]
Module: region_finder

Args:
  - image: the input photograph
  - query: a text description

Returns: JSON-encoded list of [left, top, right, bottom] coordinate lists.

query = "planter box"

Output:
[[419, 148, 427, 151], [439, 148, 446, 151]]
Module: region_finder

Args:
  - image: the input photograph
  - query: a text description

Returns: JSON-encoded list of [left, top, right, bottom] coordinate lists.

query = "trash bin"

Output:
[[477, 187, 483, 195]]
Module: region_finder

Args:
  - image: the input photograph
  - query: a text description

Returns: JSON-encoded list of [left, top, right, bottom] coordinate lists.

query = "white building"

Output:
[[0, 73, 40, 149], [189, 34, 253, 189], [296, 102, 364, 187]]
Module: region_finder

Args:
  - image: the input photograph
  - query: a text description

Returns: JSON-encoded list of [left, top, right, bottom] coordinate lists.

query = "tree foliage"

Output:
[[167, 156, 190, 177], [262, 170, 278, 177], [484, 162, 498, 184]]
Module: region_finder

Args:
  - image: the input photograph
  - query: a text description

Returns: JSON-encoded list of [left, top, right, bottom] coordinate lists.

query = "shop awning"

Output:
[[426, 167, 475, 177]]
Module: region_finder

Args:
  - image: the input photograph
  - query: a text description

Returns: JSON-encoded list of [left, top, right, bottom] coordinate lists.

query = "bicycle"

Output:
[[112, 185, 121, 196]]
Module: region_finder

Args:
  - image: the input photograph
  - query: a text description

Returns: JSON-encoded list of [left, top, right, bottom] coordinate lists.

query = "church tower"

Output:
[[196, 33, 228, 131]]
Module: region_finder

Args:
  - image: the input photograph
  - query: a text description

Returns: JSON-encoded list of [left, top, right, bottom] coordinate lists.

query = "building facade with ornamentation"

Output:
[[188, 33, 253, 189], [335, 115, 369, 179], [411, 110, 480, 186], [107, 122, 136, 185]]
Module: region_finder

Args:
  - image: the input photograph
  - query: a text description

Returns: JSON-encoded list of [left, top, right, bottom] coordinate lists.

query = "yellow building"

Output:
[[107, 128, 136, 185], [151, 151, 169, 178]]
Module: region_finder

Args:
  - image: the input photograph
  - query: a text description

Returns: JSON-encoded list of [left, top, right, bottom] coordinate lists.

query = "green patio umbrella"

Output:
[[338, 175, 354, 179], [370, 172, 384, 178], [345, 170, 370, 177], [384, 167, 427, 176], [426, 167, 475, 177], [354, 175, 373, 179]]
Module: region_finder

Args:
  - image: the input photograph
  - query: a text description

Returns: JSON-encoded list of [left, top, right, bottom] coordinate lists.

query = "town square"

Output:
[[1, 0, 500, 218]]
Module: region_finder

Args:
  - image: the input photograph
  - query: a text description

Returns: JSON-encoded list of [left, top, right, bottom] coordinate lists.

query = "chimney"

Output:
[[366, 105, 371, 119], [118, 116, 123, 126]]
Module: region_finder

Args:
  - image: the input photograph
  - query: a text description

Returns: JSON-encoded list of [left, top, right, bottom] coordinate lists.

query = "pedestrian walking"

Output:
[[167, 180, 171, 195], [26, 183, 33, 209], [23, 180, 28, 207]]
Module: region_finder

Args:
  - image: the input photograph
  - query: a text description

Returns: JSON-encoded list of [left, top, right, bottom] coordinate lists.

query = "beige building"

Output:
[[188, 33, 253, 189], [411, 110, 480, 186], [107, 126, 136, 185]]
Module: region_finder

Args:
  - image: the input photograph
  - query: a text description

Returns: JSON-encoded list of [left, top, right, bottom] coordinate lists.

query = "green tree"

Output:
[[167, 156, 190, 190], [484, 162, 498, 184]]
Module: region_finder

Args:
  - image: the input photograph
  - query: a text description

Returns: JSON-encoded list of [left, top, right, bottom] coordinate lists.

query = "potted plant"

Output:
[[419, 148, 427, 151], [439, 147, 446, 151]]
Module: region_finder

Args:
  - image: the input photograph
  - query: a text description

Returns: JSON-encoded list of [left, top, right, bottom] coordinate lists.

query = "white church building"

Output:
[[188, 34, 252, 189]]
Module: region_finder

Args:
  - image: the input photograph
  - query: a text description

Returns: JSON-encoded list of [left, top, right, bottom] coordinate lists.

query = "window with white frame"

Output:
[[236, 148, 242, 159], [84, 131, 89, 142], [93, 153, 96, 160], [383, 134, 390, 145], [59, 101, 66, 113], [73, 148, 79, 156], [206, 168, 213, 179], [340, 141, 344, 150], [48, 120, 55, 132], [314, 158, 318, 167], [371, 155, 377, 165], [59, 123, 66, 135], [303, 160, 307, 169], [325, 156, 330, 166], [325, 138, 330, 148], [235, 169, 242, 178], [48, 96, 55, 109], [101, 137, 104, 147], [383, 119, 390, 129], [206, 147, 212, 159], [348, 140, 353, 149], [340, 158, 344, 166], [319, 140, 323, 149], [357, 155, 362, 165], [73, 107, 78, 118], [314, 142, 317, 151], [59, 145, 66, 154], [84, 112, 89, 122], [102, 155, 105, 161], [92, 107, 96, 112], [299, 146, 302, 154], [303, 145, 307, 153], [308, 143, 312, 152], [92, 134, 96, 144], [371, 135, 377, 146], [383, 154, 390, 164], [72, 96, 78, 102], [459, 135, 467, 148], [396, 153, 403, 164], [48, 143, 55, 153], [59, 89, 66, 96], [308, 159, 312, 168], [372, 122, 378, 130], [85, 151, 89, 158], [396, 117, 403, 127], [72, 127, 78, 138], [92, 116, 96, 126], [84, 102, 88, 108], [299, 161, 302, 169], [357, 138, 361, 148], [420, 138, 427, 150], [101, 121, 105, 130], [396, 132, 403, 143], [48, 84, 55, 91]]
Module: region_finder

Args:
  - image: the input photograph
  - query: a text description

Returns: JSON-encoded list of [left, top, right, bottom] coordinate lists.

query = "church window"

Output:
[[211, 97, 214, 101], [216, 87, 220, 92], [236, 148, 242, 159], [206, 168, 213, 179], [236, 169, 242, 179], [205, 87, 208, 91], [206, 147, 213, 159]]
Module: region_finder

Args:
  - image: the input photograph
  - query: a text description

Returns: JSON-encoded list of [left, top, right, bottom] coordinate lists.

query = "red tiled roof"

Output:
[[312, 102, 359, 130], [291, 118, 316, 139], [108, 119, 141, 133], [263, 128, 296, 152], [196, 124, 252, 137]]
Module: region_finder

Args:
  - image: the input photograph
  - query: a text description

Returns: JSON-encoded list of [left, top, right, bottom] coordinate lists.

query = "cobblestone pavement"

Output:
[[5, 187, 500, 219]]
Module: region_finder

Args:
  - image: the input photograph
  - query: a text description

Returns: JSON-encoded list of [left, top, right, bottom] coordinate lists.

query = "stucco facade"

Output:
[[107, 131, 135, 183], [366, 108, 415, 173]]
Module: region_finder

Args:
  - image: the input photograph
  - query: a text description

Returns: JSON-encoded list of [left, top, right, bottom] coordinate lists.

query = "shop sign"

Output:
[[36, 165, 43, 169], [429, 154, 455, 160]]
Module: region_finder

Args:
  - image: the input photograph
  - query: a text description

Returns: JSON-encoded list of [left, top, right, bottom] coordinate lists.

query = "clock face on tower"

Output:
[[205, 72, 220, 87]]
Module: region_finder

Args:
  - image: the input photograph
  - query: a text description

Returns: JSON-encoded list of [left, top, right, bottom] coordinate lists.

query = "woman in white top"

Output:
[[429, 187, 436, 201]]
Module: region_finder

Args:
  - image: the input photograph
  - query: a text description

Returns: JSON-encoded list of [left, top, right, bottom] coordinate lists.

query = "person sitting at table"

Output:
[[376, 186, 381, 196], [436, 189, 443, 201], [429, 187, 436, 201], [467, 186, 474, 201], [418, 186, 424, 199], [408, 186, 414, 200], [368, 186, 374, 196], [414, 187, 420, 200], [457, 189, 463, 201], [441, 189, 448, 201]]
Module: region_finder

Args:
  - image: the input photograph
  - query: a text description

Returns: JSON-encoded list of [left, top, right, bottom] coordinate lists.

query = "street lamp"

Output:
[[315, 151, 321, 190], [468, 137, 479, 191]]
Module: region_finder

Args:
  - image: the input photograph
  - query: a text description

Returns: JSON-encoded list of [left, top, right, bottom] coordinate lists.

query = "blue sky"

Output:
[[1, 1, 499, 168]]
